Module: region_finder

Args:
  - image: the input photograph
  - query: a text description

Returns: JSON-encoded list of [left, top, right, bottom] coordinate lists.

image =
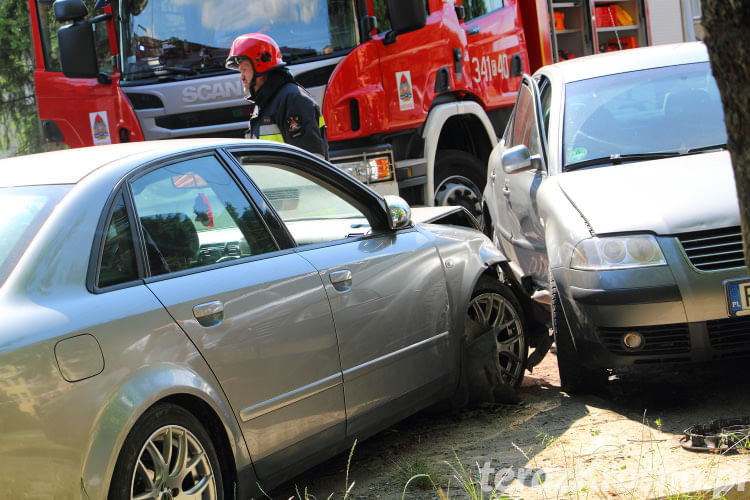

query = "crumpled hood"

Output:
[[557, 151, 740, 235]]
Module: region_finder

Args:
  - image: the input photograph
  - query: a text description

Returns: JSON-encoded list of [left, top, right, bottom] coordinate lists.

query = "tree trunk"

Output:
[[701, 0, 750, 270]]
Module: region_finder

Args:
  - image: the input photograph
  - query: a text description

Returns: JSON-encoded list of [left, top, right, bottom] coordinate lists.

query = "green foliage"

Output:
[[0, 0, 42, 155], [395, 455, 440, 490]]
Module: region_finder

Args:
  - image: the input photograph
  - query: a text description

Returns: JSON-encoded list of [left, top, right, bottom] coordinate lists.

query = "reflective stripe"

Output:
[[259, 133, 284, 143], [319, 116, 326, 128], [259, 123, 284, 143]]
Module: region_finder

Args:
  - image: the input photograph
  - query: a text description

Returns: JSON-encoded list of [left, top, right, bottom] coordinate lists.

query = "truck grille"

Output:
[[154, 105, 251, 130], [677, 226, 745, 271], [597, 323, 690, 356], [708, 316, 750, 355]]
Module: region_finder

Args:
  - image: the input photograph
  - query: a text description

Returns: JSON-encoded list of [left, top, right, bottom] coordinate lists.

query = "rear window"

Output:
[[0, 185, 70, 286]]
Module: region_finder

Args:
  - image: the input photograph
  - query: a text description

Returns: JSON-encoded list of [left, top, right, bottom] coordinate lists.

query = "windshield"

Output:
[[0, 186, 71, 287], [120, 0, 358, 81], [563, 62, 727, 170]]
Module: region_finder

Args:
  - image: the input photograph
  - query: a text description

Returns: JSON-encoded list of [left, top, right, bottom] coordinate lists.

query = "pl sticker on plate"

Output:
[[726, 279, 750, 316]]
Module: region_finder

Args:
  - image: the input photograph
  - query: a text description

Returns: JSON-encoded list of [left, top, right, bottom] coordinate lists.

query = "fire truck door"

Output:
[[32, 1, 142, 148], [463, 1, 526, 108]]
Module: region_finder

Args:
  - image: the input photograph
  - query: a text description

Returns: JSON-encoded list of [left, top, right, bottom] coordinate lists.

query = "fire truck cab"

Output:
[[30, 0, 552, 215]]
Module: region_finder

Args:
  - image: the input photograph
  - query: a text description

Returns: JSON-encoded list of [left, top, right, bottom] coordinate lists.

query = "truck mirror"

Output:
[[58, 22, 99, 78], [386, 0, 426, 35], [123, 0, 149, 16], [359, 15, 378, 42], [53, 0, 88, 22]]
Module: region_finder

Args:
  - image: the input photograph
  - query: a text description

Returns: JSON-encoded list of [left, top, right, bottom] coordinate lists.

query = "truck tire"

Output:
[[552, 282, 607, 395], [434, 150, 485, 218]]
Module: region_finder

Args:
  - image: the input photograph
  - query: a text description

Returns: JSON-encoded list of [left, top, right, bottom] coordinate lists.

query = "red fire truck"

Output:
[[29, 0, 551, 214]]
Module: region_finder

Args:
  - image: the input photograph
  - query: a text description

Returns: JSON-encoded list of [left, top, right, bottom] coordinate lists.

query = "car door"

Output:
[[127, 151, 346, 479], [231, 151, 452, 438], [493, 75, 550, 285]]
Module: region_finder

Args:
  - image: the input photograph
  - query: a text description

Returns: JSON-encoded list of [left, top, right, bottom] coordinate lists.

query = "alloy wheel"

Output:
[[467, 291, 526, 388], [131, 424, 217, 500]]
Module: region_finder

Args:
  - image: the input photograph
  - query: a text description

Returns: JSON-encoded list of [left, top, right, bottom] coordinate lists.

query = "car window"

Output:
[[98, 192, 139, 287], [131, 155, 277, 277], [236, 160, 370, 246], [563, 61, 726, 169], [0, 185, 70, 287], [508, 83, 543, 157]]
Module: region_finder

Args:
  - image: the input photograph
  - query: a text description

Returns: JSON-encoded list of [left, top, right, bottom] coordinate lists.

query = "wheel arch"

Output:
[[81, 364, 254, 500], [421, 101, 498, 206]]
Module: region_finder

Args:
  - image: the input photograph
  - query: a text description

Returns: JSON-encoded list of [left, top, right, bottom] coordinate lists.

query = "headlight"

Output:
[[571, 235, 666, 270], [335, 155, 393, 183]]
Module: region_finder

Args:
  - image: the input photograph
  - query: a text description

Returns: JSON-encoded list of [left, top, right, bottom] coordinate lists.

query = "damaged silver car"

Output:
[[0, 139, 548, 498], [482, 42, 748, 394]]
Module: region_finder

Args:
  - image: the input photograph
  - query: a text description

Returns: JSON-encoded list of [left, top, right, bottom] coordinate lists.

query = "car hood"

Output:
[[557, 151, 740, 235], [411, 206, 480, 230]]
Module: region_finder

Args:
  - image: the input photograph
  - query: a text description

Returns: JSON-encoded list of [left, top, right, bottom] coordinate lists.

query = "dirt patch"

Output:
[[268, 352, 750, 499]]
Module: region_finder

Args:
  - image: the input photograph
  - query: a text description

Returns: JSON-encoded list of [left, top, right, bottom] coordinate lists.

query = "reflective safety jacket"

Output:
[[245, 68, 328, 159]]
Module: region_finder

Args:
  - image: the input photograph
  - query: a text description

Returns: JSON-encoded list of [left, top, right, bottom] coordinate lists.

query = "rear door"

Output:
[[128, 151, 346, 479], [231, 151, 453, 438]]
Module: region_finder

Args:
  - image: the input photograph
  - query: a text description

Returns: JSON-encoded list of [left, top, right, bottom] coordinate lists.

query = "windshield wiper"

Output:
[[565, 152, 681, 171], [687, 143, 727, 154], [154, 65, 197, 75]]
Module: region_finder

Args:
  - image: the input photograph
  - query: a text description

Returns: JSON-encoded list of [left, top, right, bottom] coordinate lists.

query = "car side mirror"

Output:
[[384, 195, 412, 229], [502, 144, 543, 174]]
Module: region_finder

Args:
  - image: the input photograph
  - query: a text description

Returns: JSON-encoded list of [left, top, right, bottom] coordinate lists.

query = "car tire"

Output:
[[552, 282, 607, 395], [109, 402, 224, 500], [434, 150, 485, 218], [463, 276, 529, 405]]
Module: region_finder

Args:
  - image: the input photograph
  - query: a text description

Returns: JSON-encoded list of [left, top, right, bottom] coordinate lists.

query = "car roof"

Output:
[[0, 138, 270, 187], [540, 42, 710, 83]]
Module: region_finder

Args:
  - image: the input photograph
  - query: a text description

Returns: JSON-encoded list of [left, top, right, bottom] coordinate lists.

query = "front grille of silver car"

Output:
[[597, 323, 690, 356], [708, 316, 750, 357], [677, 226, 745, 271]]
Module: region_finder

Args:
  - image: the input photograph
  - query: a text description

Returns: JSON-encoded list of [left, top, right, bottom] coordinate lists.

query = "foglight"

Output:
[[622, 332, 644, 350]]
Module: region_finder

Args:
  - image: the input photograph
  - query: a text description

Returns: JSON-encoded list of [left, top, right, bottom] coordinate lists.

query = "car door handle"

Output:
[[502, 184, 511, 196], [329, 270, 353, 292], [490, 171, 496, 184], [193, 300, 224, 327]]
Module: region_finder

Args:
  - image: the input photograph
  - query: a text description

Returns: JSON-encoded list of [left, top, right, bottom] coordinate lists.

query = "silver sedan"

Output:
[[483, 42, 749, 394], [0, 138, 538, 499]]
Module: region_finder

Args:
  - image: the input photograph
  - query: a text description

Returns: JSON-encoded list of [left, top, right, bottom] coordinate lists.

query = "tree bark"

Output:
[[701, 0, 750, 270]]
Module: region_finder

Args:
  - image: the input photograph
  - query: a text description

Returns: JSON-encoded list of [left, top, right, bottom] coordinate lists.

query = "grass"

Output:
[[394, 455, 441, 490]]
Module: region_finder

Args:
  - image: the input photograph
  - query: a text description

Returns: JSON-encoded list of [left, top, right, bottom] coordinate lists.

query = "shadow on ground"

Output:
[[265, 354, 750, 499]]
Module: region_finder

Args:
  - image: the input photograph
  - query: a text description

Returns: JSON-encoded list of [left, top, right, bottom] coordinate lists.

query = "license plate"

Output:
[[727, 280, 750, 316]]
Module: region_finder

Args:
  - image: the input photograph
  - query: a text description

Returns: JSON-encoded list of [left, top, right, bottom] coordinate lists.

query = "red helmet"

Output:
[[225, 33, 284, 74]]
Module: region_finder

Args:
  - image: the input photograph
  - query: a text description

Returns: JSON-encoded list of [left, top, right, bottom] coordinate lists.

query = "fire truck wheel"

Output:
[[434, 150, 485, 218]]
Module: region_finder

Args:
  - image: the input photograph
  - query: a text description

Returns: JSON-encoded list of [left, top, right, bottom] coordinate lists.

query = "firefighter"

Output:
[[225, 33, 328, 159]]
